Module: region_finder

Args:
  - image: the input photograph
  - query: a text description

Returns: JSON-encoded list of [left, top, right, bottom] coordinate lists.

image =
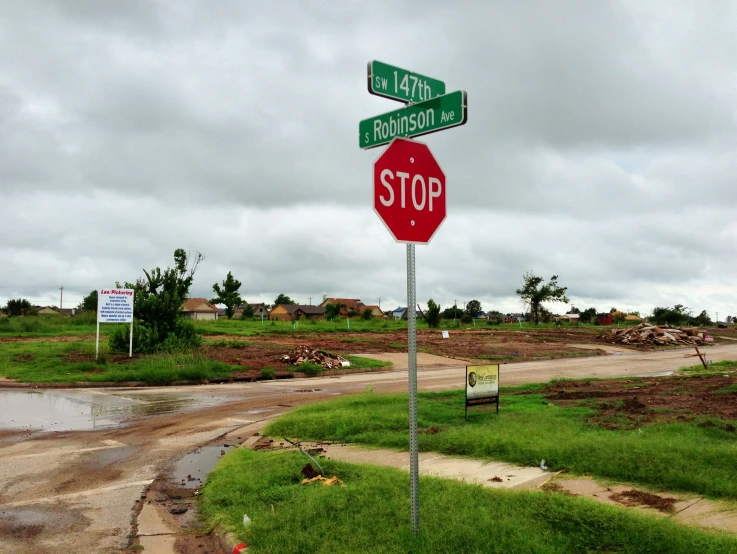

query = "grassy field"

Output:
[[265, 376, 737, 500], [0, 314, 637, 339], [200, 449, 737, 554], [0, 341, 239, 385]]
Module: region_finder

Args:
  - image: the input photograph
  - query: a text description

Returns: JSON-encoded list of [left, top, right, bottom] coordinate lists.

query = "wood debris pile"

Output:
[[599, 323, 707, 346], [281, 346, 351, 369]]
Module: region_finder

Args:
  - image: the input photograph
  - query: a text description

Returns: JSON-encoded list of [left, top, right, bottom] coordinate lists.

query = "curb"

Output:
[[215, 525, 248, 553]]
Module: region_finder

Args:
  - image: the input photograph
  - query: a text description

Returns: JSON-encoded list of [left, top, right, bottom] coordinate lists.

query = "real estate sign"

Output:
[[465, 364, 500, 416], [96, 288, 134, 358]]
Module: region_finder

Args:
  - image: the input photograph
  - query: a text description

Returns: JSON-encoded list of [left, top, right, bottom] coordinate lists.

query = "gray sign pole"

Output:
[[406, 243, 420, 534]]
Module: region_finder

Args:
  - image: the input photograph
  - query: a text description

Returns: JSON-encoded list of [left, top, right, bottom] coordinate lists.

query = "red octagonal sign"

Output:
[[373, 137, 446, 244]]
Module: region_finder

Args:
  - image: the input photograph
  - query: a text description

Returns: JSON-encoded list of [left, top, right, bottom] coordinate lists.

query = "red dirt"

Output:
[[609, 489, 677, 512], [544, 373, 737, 429]]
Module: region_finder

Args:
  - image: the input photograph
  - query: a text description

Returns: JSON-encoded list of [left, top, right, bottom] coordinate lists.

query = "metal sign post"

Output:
[[406, 243, 419, 534]]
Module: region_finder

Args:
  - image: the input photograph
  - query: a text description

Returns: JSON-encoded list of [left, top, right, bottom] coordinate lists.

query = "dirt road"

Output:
[[1, 343, 735, 553]]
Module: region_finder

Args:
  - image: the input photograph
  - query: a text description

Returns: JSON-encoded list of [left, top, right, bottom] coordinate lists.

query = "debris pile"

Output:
[[301, 475, 343, 487], [281, 346, 351, 369], [599, 323, 707, 346]]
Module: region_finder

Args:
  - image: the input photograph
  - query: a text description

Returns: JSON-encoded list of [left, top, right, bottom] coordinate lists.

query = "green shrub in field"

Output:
[[109, 248, 203, 354], [260, 367, 276, 379]]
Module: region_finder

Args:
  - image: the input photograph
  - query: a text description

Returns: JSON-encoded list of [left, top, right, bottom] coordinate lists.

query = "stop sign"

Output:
[[373, 137, 446, 244]]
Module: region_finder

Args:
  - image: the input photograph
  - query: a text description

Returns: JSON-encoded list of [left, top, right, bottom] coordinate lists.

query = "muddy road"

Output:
[[1, 343, 736, 553]]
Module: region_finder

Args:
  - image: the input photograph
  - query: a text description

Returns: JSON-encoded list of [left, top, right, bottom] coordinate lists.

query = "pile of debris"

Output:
[[281, 346, 351, 369], [599, 323, 707, 346]]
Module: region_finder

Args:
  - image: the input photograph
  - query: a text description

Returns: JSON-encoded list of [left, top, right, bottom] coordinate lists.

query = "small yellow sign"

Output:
[[466, 364, 499, 402]]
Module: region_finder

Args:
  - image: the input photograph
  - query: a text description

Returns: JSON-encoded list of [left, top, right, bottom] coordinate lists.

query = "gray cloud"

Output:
[[1, 1, 735, 318]]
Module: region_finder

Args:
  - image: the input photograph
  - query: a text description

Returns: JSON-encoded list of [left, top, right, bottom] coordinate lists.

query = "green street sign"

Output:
[[359, 90, 468, 149], [367, 60, 446, 104]]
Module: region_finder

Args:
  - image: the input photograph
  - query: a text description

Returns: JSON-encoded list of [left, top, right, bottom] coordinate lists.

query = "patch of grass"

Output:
[[0, 341, 238, 385], [260, 367, 276, 380], [266, 386, 737, 500], [200, 449, 737, 554], [298, 362, 324, 376], [681, 360, 737, 374], [390, 343, 405, 349], [474, 355, 515, 361], [0, 314, 116, 337], [345, 355, 392, 369]]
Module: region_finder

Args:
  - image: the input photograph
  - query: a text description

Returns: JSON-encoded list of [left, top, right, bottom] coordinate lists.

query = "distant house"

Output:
[[181, 298, 219, 320], [556, 313, 580, 323], [37, 306, 62, 316], [392, 307, 407, 320], [624, 314, 642, 322], [233, 302, 269, 319], [320, 298, 366, 317], [362, 305, 385, 318], [597, 313, 613, 325], [270, 304, 326, 321]]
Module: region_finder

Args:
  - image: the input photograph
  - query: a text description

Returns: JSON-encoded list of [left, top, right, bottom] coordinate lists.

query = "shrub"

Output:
[[300, 363, 323, 376], [260, 367, 276, 380]]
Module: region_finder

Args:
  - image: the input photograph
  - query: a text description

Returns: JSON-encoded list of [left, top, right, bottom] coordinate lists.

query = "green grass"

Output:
[[345, 355, 392, 369], [0, 341, 239, 385], [681, 360, 737, 374], [200, 449, 737, 554], [266, 385, 737, 500], [0, 314, 112, 336]]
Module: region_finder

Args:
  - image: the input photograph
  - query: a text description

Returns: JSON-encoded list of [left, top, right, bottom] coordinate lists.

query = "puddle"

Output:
[[171, 444, 238, 488], [635, 370, 675, 377], [0, 389, 230, 432], [245, 408, 273, 414]]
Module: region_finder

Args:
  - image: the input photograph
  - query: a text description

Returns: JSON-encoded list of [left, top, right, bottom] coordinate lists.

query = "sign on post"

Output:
[[360, 90, 468, 149], [367, 61, 446, 104], [373, 137, 446, 244], [465, 364, 500, 417], [96, 289, 134, 359]]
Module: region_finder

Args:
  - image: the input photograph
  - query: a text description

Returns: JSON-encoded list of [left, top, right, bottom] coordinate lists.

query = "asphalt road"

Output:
[[1, 343, 735, 553]]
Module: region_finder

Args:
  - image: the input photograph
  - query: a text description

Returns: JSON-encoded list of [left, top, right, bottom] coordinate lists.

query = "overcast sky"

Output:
[[1, 1, 736, 318]]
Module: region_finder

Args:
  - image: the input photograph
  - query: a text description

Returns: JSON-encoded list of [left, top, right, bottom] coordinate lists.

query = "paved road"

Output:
[[0, 343, 735, 553]]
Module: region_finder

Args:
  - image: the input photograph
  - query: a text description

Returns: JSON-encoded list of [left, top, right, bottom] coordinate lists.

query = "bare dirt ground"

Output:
[[1, 343, 736, 553]]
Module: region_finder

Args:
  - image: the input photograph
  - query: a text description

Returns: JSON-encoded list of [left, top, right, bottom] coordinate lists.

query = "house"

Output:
[[624, 314, 642, 322], [556, 313, 580, 323], [233, 302, 269, 319], [392, 307, 407, 320], [597, 313, 613, 325], [37, 306, 62, 316], [320, 298, 366, 317], [181, 298, 219, 320], [362, 305, 385, 318], [269, 304, 326, 321]]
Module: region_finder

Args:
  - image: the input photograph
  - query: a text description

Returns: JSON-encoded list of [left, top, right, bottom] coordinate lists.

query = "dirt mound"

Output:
[[610, 489, 677, 512], [599, 323, 707, 346]]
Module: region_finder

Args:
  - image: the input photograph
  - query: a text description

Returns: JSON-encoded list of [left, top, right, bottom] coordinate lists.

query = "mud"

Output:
[[610, 489, 678, 512], [170, 444, 237, 489], [544, 373, 737, 429]]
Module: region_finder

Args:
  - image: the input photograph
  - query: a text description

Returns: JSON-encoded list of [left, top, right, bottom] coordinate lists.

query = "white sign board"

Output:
[[441, 330, 450, 339], [98, 289, 134, 323], [96, 288, 135, 358]]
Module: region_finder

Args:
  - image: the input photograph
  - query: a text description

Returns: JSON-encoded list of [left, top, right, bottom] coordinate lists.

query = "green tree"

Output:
[[442, 306, 463, 320], [241, 303, 255, 319], [110, 249, 204, 353], [2, 298, 34, 316], [274, 293, 295, 306], [580, 307, 597, 324], [347, 308, 360, 318], [211, 271, 242, 320], [77, 290, 98, 312], [325, 303, 340, 319], [465, 299, 483, 318], [425, 299, 441, 328], [612, 311, 626, 324], [361, 307, 373, 321], [650, 305, 689, 326], [694, 310, 712, 326], [515, 272, 569, 325]]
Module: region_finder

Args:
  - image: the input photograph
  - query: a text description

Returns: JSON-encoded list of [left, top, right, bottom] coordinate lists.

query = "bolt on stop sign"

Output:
[[373, 137, 446, 244]]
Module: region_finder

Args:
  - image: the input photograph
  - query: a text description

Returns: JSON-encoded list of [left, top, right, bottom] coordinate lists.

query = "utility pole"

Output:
[[59, 287, 64, 310], [454, 299, 457, 322], [308, 296, 312, 306], [716, 312, 719, 324]]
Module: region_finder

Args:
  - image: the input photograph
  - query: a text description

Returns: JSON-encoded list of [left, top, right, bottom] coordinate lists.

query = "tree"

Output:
[[465, 299, 483, 318], [2, 298, 34, 316], [76, 290, 98, 312], [515, 272, 569, 325], [580, 307, 597, 324], [211, 271, 242, 320], [325, 303, 340, 319], [425, 299, 441, 328], [110, 248, 204, 353], [361, 307, 373, 321], [274, 293, 295, 306], [347, 308, 360, 318], [442, 306, 463, 320], [241, 303, 255, 319], [612, 311, 626, 324], [567, 306, 581, 314], [650, 305, 689, 326], [694, 310, 712, 326]]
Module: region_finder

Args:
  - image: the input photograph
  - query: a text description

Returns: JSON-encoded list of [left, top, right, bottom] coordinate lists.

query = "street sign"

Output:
[[367, 60, 446, 104], [360, 90, 467, 149], [373, 137, 446, 244]]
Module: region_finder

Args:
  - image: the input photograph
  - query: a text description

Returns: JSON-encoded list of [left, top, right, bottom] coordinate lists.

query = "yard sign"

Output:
[[465, 364, 500, 417], [96, 289, 134, 359]]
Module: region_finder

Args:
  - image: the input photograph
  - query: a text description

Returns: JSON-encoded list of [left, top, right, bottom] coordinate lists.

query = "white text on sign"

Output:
[[379, 170, 442, 212]]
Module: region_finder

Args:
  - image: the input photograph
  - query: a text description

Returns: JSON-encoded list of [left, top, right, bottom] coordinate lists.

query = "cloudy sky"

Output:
[[1, 1, 735, 318]]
